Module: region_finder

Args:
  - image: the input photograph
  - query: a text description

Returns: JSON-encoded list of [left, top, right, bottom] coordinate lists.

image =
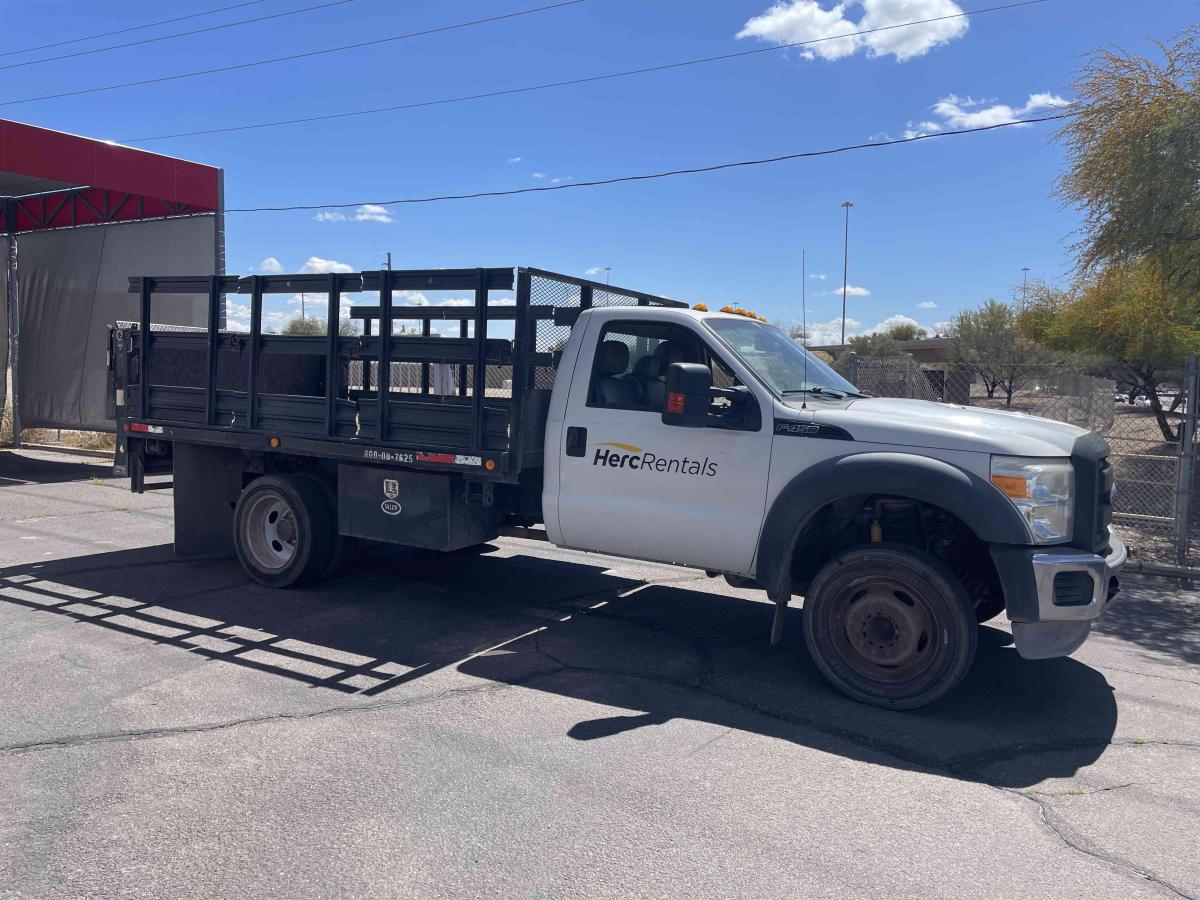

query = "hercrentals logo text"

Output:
[[592, 442, 717, 477]]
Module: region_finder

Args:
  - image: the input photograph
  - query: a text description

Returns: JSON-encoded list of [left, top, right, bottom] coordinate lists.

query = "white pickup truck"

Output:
[[112, 266, 1125, 709]]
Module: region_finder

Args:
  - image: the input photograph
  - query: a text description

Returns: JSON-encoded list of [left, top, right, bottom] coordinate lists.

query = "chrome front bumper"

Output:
[[1030, 527, 1127, 623], [1010, 527, 1126, 660]]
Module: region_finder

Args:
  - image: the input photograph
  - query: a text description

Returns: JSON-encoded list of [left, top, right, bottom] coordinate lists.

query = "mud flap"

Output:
[[770, 593, 789, 646]]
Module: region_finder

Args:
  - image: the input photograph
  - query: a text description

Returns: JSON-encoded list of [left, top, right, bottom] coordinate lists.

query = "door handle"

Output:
[[566, 426, 587, 457]]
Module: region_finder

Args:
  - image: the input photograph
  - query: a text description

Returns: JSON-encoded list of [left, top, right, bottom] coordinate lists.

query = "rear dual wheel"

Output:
[[802, 544, 977, 710], [233, 474, 339, 588]]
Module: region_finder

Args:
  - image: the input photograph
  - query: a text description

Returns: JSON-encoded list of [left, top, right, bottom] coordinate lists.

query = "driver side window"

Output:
[[587, 321, 741, 412]]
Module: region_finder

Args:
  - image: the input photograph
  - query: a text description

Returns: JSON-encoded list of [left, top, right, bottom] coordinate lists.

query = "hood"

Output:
[[809, 397, 1090, 456]]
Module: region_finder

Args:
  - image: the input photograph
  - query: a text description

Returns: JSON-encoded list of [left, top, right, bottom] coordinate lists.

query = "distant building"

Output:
[[809, 337, 969, 404]]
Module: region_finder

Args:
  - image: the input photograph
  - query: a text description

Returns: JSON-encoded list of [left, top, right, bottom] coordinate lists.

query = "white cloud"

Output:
[[314, 204, 395, 224], [531, 172, 547, 180], [506, 156, 522, 164], [584, 267, 604, 276], [550, 176, 573, 184], [738, 0, 969, 63], [354, 204, 394, 223], [887, 91, 1070, 142], [396, 290, 429, 306], [901, 119, 943, 139], [865, 313, 923, 335], [809, 272, 827, 280], [226, 299, 251, 332], [916, 300, 938, 309], [830, 283, 870, 297], [931, 92, 1070, 129], [300, 256, 354, 274], [258, 256, 283, 274], [805, 316, 862, 344]]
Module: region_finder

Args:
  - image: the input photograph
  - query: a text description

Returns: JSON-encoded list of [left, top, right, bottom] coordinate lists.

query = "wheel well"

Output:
[[788, 494, 1003, 608]]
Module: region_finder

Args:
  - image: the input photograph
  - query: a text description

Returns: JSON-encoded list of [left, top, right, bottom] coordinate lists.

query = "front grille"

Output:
[[1096, 457, 1114, 553], [1071, 434, 1112, 554]]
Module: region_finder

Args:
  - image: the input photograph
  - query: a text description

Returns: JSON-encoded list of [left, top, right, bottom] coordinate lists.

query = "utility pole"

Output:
[[4, 196, 20, 448], [1021, 266, 1030, 307], [801, 249, 807, 347], [604, 266, 611, 286], [840, 200, 854, 346], [386, 252, 392, 271]]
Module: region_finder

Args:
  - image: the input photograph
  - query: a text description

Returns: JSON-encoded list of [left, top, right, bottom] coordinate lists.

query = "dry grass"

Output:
[[2, 373, 114, 451]]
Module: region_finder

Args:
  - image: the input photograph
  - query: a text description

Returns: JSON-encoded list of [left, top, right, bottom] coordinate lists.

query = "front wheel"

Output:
[[802, 544, 977, 709]]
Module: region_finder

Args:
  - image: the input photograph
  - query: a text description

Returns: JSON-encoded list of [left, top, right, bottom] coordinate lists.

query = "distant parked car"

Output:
[[1133, 395, 1151, 408], [1114, 392, 1126, 403]]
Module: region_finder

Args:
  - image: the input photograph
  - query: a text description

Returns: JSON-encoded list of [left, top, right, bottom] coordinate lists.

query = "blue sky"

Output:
[[3, 0, 1194, 339]]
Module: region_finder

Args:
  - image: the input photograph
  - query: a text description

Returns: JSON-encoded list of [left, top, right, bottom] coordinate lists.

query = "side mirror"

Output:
[[662, 362, 712, 427]]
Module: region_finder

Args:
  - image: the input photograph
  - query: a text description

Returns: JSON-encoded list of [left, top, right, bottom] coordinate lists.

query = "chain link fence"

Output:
[[841, 353, 1200, 571]]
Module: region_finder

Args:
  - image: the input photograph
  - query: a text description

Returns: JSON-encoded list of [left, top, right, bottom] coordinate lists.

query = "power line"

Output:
[[228, 113, 1073, 213], [0, 0, 587, 108], [123, 0, 1045, 144], [0, 0, 358, 73], [0, 1, 269, 59]]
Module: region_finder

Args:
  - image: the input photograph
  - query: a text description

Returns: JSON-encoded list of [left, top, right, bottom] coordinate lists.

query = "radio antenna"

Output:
[[801, 248, 808, 409]]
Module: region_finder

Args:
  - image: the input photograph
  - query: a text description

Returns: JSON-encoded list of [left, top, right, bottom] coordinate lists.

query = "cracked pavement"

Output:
[[1, 449, 1198, 898]]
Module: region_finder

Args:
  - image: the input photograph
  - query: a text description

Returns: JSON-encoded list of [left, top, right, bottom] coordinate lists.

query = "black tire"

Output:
[[310, 474, 354, 578], [802, 543, 977, 710], [233, 474, 334, 588], [974, 593, 1007, 624]]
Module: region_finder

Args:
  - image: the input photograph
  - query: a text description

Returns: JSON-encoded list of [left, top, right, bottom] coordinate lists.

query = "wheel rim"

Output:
[[826, 575, 941, 684], [242, 490, 299, 572]]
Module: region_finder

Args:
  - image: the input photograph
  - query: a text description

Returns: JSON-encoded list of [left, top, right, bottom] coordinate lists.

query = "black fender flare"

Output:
[[755, 451, 1030, 600]]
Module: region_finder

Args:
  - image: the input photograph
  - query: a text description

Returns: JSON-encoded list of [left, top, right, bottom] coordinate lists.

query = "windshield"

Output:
[[705, 317, 860, 397]]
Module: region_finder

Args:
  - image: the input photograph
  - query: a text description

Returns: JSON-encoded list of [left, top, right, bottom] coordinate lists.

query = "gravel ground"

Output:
[[1, 449, 1198, 899]]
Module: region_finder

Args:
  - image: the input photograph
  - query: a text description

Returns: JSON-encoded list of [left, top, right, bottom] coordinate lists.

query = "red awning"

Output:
[[0, 119, 220, 233]]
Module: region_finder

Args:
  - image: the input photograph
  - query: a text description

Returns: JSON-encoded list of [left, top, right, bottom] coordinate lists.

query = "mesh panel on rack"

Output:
[[527, 274, 658, 390], [529, 275, 580, 390], [591, 288, 639, 308]]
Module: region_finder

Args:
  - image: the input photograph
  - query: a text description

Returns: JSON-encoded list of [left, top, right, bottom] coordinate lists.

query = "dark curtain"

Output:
[[17, 216, 217, 431]]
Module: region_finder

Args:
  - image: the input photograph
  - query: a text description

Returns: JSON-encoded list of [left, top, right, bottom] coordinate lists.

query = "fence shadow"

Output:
[[0, 543, 1119, 788], [1092, 576, 1200, 666]]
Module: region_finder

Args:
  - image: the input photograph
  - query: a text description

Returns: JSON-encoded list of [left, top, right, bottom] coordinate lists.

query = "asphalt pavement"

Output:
[[1, 449, 1198, 899]]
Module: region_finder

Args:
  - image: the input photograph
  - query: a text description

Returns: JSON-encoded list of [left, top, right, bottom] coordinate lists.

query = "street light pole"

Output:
[[840, 200, 854, 346], [1021, 266, 1030, 306], [604, 266, 611, 286]]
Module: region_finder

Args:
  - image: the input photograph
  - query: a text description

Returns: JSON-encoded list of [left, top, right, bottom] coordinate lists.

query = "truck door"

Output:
[[554, 316, 771, 574]]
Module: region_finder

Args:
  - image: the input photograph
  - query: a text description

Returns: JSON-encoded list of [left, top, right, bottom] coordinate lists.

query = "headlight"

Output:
[[991, 456, 1074, 544]]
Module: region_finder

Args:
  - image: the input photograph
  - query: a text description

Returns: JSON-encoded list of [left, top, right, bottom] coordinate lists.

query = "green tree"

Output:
[[1042, 258, 1200, 439], [281, 315, 358, 336], [1057, 28, 1200, 294], [885, 321, 927, 342], [952, 299, 1057, 407], [282, 315, 324, 336], [845, 332, 905, 358]]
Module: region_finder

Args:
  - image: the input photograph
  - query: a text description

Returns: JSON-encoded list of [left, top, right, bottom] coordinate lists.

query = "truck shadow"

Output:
[[0, 542, 1118, 788], [0, 449, 113, 486]]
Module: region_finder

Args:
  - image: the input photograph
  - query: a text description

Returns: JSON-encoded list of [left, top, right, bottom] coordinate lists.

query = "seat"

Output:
[[593, 340, 639, 406], [632, 339, 703, 408], [631, 354, 667, 408]]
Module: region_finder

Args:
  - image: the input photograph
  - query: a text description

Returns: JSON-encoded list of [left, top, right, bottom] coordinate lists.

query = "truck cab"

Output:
[[545, 306, 1125, 708], [111, 266, 1124, 710]]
